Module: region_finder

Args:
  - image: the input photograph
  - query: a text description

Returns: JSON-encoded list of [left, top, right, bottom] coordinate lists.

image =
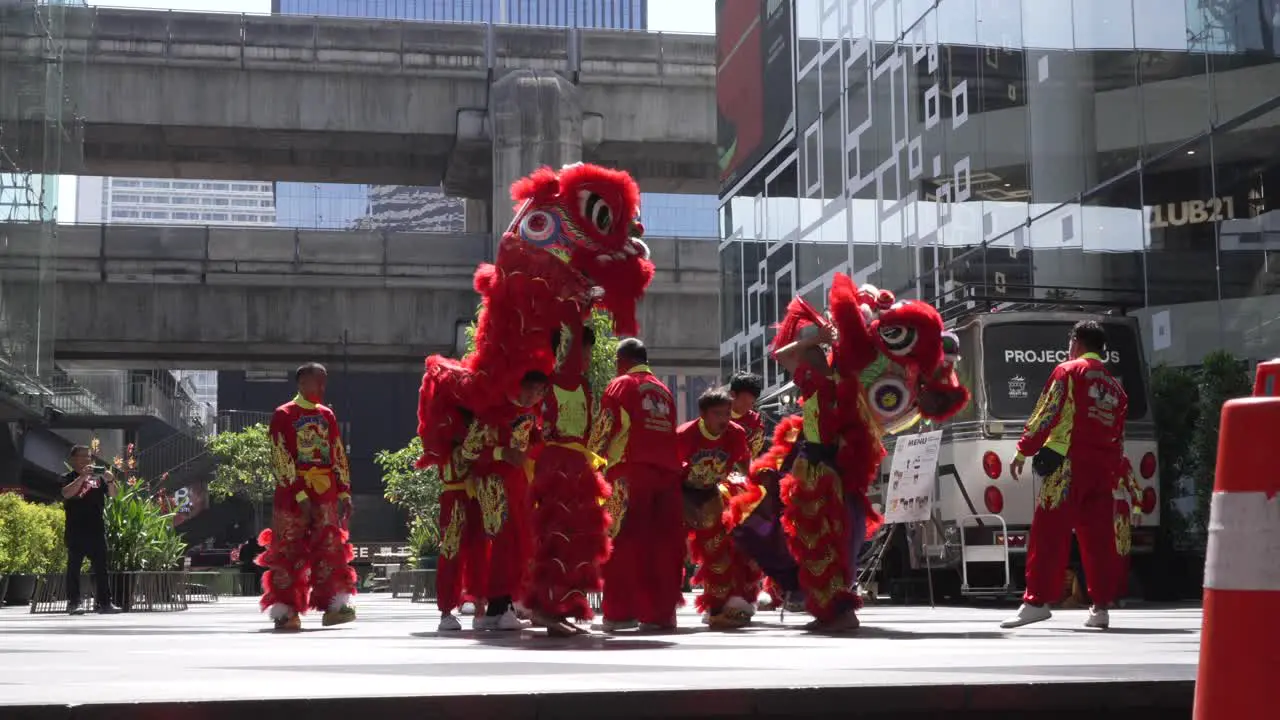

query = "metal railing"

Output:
[[29, 571, 190, 614], [52, 368, 213, 435]]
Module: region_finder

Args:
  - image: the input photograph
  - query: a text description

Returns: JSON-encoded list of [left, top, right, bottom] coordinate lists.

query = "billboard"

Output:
[[717, 0, 795, 193]]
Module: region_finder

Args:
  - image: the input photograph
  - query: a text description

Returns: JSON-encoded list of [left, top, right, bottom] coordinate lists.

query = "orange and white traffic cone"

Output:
[[1193, 368, 1280, 720], [1252, 358, 1280, 397]]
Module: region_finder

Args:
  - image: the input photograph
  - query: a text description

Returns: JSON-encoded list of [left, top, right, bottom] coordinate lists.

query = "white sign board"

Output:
[[883, 430, 944, 525]]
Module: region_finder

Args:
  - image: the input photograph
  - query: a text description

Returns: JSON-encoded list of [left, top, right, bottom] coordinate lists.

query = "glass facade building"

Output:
[[272, 0, 719, 238], [718, 0, 1280, 393]]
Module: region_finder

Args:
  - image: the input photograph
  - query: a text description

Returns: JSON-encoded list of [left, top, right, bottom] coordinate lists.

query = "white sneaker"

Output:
[[700, 612, 711, 625], [1085, 606, 1110, 629], [438, 613, 462, 632], [460, 602, 477, 616], [1000, 603, 1052, 629], [482, 608, 530, 631], [472, 613, 492, 631], [724, 595, 756, 617], [512, 601, 532, 620], [602, 618, 639, 633]]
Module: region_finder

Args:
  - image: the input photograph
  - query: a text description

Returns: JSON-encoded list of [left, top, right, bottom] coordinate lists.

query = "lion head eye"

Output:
[[578, 190, 614, 234], [879, 325, 918, 355]]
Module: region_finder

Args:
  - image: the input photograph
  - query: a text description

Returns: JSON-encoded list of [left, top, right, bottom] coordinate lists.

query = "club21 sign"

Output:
[[1148, 197, 1237, 228]]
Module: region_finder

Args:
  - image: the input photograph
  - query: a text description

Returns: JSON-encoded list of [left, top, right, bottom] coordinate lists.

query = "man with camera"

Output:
[[61, 445, 121, 615]]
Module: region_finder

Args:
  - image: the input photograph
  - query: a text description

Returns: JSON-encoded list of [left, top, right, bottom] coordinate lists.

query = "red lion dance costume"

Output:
[[257, 397, 358, 630], [728, 274, 970, 630], [416, 163, 654, 635]]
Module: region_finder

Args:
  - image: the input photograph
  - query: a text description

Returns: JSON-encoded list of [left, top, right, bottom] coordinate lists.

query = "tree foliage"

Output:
[[207, 423, 275, 506], [1188, 350, 1252, 542], [376, 436, 443, 555]]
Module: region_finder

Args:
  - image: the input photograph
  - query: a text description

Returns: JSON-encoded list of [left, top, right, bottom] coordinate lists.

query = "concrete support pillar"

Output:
[[1025, 50, 1104, 297], [464, 199, 490, 235], [489, 69, 584, 248]]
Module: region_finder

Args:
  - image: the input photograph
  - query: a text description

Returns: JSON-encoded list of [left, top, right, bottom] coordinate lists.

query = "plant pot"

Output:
[[3, 574, 37, 606], [416, 556, 437, 570]]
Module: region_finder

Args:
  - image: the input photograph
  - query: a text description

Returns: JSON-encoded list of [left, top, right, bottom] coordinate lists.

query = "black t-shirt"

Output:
[[62, 470, 107, 532]]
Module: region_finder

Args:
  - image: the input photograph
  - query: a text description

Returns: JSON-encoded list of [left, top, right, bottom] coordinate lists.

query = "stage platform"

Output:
[[0, 595, 1200, 719]]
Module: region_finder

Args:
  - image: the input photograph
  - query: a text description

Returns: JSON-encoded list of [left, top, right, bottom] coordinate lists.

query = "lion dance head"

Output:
[[418, 163, 655, 468]]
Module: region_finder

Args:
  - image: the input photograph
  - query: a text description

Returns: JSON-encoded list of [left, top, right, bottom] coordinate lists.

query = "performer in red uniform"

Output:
[[1003, 320, 1129, 630], [591, 338, 683, 633], [257, 363, 357, 631], [435, 408, 491, 632], [525, 326, 612, 636], [678, 387, 756, 628], [728, 372, 766, 458], [470, 372, 549, 631]]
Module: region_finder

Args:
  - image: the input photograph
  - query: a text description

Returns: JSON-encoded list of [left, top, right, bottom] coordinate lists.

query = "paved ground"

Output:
[[0, 595, 1201, 718]]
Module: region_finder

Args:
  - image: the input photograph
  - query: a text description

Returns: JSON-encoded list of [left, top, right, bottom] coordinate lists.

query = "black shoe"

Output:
[[67, 603, 85, 616], [95, 603, 121, 614]]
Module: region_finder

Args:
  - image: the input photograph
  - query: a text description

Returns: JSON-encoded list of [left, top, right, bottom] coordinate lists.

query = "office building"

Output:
[[717, 0, 1280, 393], [75, 177, 275, 226]]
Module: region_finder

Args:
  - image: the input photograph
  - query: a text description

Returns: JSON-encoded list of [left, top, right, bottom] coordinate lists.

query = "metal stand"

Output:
[[920, 521, 936, 609]]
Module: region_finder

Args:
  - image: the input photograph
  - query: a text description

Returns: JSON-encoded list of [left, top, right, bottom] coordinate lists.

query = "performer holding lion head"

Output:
[[416, 163, 654, 636], [729, 274, 970, 631]]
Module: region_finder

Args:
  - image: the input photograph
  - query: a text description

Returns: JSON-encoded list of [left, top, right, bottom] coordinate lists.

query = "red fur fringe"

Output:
[[771, 296, 826, 353], [828, 273, 879, 372], [780, 462, 860, 622], [523, 446, 611, 621]]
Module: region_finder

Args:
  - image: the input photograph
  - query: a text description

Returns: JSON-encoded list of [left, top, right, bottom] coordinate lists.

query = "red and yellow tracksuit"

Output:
[[590, 364, 683, 625], [1016, 352, 1129, 607], [677, 418, 758, 616], [256, 394, 357, 617]]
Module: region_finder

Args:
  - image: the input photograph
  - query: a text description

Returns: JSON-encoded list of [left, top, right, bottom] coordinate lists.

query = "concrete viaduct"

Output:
[[0, 223, 719, 373], [0, 5, 717, 233]]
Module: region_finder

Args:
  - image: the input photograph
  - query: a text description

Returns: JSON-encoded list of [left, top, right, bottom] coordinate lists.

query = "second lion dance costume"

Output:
[[416, 162, 654, 634], [257, 395, 358, 630], [728, 275, 970, 629]]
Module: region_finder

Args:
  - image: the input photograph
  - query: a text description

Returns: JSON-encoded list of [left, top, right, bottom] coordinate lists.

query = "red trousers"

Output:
[[436, 489, 489, 614], [687, 487, 760, 614], [256, 499, 356, 615], [1024, 453, 1125, 607], [475, 463, 533, 600], [601, 463, 685, 624], [524, 444, 611, 620]]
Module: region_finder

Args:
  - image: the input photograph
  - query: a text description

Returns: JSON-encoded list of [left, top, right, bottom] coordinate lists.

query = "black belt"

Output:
[[797, 440, 838, 468]]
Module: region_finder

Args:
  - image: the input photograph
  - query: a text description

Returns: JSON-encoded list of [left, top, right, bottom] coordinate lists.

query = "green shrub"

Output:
[[104, 481, 187, 572], [0, 492, 35, 573], [0, 494, 67, 574]]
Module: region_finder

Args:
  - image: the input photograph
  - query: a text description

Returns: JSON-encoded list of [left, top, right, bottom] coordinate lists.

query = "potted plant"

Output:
[[103, 447, 188, 611], [0, 493, 41, 605], [0, 492, 22, 605], [407, 515, 439, 570]]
